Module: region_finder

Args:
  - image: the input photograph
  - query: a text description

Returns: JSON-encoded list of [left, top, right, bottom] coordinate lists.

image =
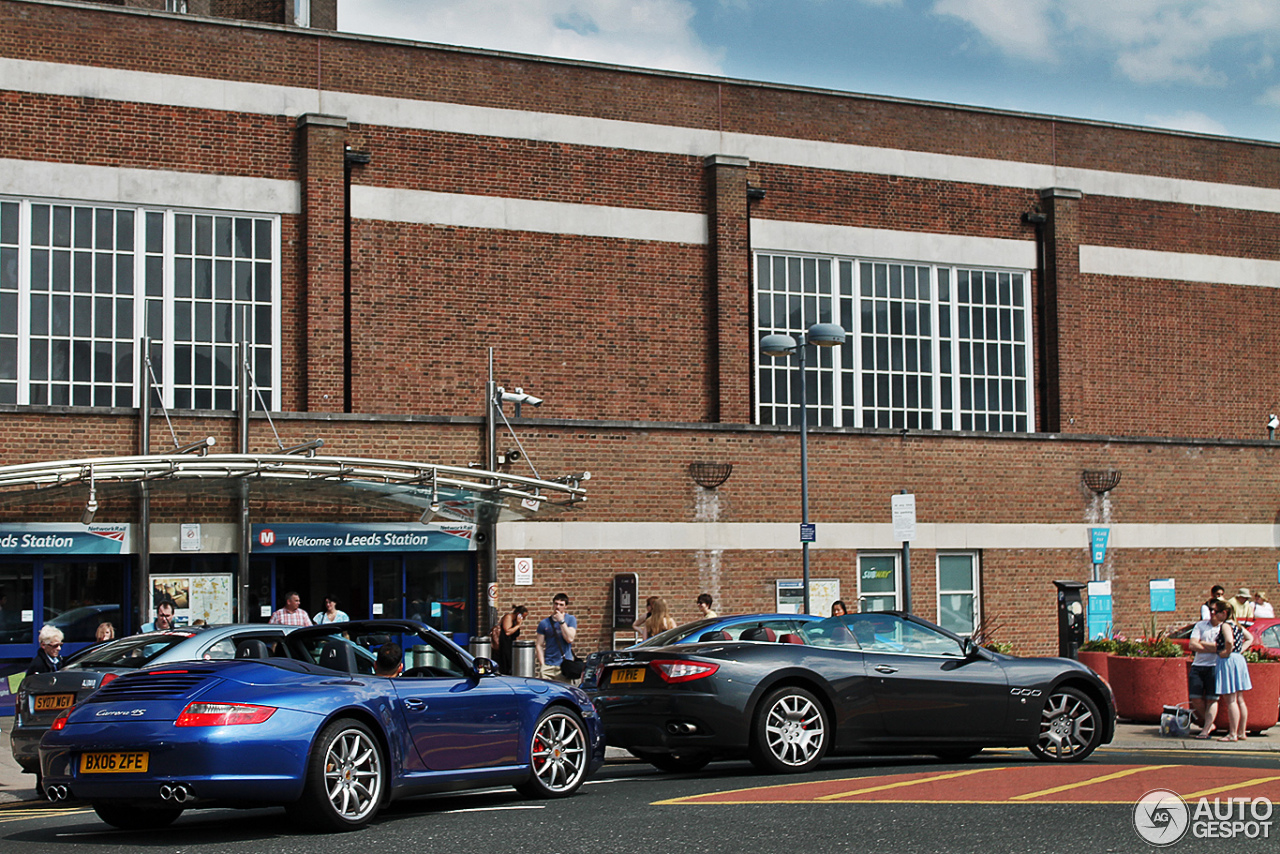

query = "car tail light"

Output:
[[50, 710, 70, 731], [651, 660, 719, 684], [175, 702, 276, 727], [99, 672, 119, 688]]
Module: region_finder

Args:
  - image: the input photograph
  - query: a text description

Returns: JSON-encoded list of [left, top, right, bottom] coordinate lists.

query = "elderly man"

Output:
[[26, 625, 64, 675], [269, 591, 311, 626]]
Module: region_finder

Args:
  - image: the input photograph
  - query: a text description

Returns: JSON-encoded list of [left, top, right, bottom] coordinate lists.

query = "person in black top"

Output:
[[26, 625, 64, 676]]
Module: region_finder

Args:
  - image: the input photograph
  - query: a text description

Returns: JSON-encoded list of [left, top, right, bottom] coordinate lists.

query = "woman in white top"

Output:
[[1254, 591, 1275, 619], [314, 594, 350, 624]]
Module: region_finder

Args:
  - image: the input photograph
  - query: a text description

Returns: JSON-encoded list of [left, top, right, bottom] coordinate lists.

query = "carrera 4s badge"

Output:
[[95, 709, 146, 717]]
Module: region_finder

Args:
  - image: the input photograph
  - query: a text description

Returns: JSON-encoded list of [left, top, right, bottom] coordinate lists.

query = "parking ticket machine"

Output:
[[1054, 580, 1087, 659]]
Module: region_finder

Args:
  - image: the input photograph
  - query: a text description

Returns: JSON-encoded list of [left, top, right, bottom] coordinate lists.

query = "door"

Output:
[[393, 635, 520, 771], [850, 614, 1009, 739]]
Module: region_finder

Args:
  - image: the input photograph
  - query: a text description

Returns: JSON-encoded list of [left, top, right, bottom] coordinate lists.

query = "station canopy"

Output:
[[0, 452, 587, 524]]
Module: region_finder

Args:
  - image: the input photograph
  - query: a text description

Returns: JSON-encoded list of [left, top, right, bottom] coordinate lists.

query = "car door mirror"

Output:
[[472, 657, 496, 677], [961, 637, 979, 659]]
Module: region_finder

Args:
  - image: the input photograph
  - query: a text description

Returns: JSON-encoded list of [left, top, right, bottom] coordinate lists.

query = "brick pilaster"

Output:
[[297, 113, 347, 412], [1039, 187, 1084, 433], [705, 154, 752, 424]]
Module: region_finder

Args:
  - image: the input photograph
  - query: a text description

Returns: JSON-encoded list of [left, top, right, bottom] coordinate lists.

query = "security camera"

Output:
[[1268, 414, 1278, 430], [513, 387, 543, 407], [505, 449, 521, 463]]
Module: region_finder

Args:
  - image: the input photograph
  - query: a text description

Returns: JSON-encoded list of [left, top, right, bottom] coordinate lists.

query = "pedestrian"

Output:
[[26, 625, 64, 676], [1214, 599, 1253, 742], [633, 596, 658, 640], [535, 593, 579, 683], [1186, 603, 1223, 738], [696, 593, 718, 619], [139, 600, 175, 632], [641, 597, 677, 639], [495, 604, 527, 673], [269, 591, 311, 626], [1201, 584, 1225, 620], [94, 622, 115, 643], [313, 594, 349, 624], [831, 600, 848, 617], [1230, 588, 1256, 626], [1253, 591, 1274, 619]]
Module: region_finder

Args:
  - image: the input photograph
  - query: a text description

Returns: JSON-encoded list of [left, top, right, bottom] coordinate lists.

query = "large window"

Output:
[[0, 198, 279, 410], [937, 553, 980, 637], [756, 253, 1032, 432]]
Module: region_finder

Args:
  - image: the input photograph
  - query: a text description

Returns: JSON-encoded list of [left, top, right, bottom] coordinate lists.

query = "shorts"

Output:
[[1188, 664, 1219, 699]]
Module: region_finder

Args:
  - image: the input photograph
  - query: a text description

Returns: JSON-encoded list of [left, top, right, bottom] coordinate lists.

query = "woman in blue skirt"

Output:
[[1213, 599, 1254, 742]]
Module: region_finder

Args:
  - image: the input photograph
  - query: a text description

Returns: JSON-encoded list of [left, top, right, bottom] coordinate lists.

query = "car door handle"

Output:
[[403, 698, 426, 711], [874, 665, 898, 674]]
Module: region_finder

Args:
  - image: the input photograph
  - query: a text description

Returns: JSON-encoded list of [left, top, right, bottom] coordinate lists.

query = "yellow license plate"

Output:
[[34, 693, 76, 712], [79, 752, 150, 774], [610, 667, 646, 685]]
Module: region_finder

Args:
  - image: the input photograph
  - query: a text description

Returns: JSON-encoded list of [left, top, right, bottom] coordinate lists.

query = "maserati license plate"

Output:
[[611, 667, 646, 684]]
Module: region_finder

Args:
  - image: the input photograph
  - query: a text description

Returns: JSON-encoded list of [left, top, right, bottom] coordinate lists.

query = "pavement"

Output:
[[0, 717, 1273, 806]]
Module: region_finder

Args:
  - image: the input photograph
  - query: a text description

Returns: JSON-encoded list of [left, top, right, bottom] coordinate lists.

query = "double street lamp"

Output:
[[760, 323, 847, 616]]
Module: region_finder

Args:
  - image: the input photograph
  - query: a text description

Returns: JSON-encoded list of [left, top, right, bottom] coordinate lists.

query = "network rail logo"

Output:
[[1133, 788, 1273, 846]]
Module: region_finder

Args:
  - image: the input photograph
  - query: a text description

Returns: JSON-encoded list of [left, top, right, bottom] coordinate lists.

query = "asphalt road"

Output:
[[2, 747, 1277, 854]]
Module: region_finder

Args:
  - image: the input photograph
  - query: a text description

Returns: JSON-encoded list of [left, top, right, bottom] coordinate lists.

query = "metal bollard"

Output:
[[410, 645, 431, 669], [468, 637, 493, 662], [512, 640, 537, 677]]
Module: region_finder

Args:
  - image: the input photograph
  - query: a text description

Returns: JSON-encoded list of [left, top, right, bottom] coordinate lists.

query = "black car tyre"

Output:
[[93, 803, 184, 830], [749, 686, 829, 774], [630, 749, 712, 773], [289, 718, 385, 831], [1029, 686, 1102, 762], [515, 708, 590, 799]]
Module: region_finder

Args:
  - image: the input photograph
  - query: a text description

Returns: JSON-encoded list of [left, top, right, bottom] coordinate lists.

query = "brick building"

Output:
[[3, 0, 1280, 679]]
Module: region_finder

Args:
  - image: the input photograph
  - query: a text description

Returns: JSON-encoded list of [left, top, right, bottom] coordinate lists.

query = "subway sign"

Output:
[[252, 523, 476, 553], [0, 523, 132, 555]]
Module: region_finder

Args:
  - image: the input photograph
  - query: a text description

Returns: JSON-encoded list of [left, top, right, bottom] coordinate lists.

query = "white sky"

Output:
[[338, 1, 1280, 142]]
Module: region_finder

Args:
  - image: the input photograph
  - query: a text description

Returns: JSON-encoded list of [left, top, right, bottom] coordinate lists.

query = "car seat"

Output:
[[740, 625, 776, 642], [698, 630, 732, 642], [317, 639, 359, 673], [235, 639, 270, 659], [778, 633, 804, 644]]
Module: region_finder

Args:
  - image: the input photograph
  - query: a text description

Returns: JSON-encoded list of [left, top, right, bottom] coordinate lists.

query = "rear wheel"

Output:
[[288, 718, 385, 831], [515, 708, 590, 798], [1029, 687, 1103, 762], [749, 686, 829, 774], [93, 803, 183, 830], [630, 749, 712, 773]]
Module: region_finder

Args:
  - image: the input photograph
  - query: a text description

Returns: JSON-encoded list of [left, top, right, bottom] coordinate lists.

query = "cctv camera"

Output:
[[513, 388, 543, 407], [1268, 414, 1278, 430]]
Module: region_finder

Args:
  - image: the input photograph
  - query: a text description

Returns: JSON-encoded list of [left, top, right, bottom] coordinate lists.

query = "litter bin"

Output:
[[512, 640, 537, 678], [468, 637, 493, 662], [410, 644, 451, 671]]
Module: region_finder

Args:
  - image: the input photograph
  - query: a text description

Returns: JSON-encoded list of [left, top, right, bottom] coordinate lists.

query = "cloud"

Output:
[[1142, 110, 1230, 136], [338, 0, 724, 75], [932, 0, 1280, 87], [1261, 85, 1280, 108]]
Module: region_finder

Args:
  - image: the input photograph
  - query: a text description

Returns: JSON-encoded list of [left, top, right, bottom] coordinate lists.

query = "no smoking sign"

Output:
[[514, 557, 533, 586]]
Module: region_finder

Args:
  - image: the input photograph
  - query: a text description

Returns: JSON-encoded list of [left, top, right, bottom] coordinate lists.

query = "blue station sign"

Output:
[[0, 523, 132, 555], [252, 522, 477, 553]]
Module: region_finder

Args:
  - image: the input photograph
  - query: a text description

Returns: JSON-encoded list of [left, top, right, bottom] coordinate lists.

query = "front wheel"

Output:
[[93, 803, 183, 830], [515, 708, 590, 798], [749, 686, 829, 774], [1029, 687, 1103, 762], [288, 718, 385, 831]]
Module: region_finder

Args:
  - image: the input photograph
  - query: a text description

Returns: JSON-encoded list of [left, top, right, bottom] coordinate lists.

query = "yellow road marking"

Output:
[[1184, 775, 1280, 800], [1009, 765, 1165, 801], [816, 767, 1004, 801]]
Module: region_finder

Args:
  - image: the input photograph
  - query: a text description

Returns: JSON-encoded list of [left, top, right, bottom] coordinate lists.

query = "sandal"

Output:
[[1195, 730, 1215, 739], [1217, 735, 1239, 742]]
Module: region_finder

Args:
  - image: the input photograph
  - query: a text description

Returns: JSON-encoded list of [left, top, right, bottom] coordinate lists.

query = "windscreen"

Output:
[[68, 633, 197, 669]]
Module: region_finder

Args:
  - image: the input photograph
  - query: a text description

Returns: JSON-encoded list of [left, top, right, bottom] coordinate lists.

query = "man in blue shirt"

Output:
[[139, 600, 175, 633], [535, 593, 578, 682]]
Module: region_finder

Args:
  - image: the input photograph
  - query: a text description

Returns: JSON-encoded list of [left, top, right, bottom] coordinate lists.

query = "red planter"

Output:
[[1077, 650, 1111, 682], [1108, 655, 1189, 723], [1213, 661, 1280, 734]]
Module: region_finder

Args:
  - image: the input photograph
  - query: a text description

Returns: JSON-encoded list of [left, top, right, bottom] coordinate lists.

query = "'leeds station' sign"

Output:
[[252, 522, 477, 553], [0, 523, 132, 555]]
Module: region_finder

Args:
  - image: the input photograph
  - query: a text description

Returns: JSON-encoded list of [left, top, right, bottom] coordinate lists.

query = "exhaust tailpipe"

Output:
[[160, 783, 191, 803], [45, 785, 69, 801]]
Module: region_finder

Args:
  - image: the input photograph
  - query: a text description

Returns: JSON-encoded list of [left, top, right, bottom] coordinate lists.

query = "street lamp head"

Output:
[[807, 323, 847, 347], [760, 334, 798, 358]]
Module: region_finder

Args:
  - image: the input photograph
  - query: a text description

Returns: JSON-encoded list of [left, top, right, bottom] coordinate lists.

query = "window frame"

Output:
[[857, 553, 901, 612], [1, 196, 280, 412], [936, 551, 981, 638]]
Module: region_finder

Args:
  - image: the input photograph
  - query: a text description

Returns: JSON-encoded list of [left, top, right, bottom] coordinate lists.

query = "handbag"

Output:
[[560, 656, 585, 680], [1160, 703, 1193, 737]]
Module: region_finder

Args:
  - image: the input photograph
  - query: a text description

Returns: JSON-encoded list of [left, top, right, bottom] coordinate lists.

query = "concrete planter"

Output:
[[1077, 650, 1111, 682], [1108, 655, 1189, 723], [1213, 660, 1280, 734]]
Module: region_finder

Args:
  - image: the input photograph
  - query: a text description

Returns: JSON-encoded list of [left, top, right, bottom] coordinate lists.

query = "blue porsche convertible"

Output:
[[39, 619, 604, 832]]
